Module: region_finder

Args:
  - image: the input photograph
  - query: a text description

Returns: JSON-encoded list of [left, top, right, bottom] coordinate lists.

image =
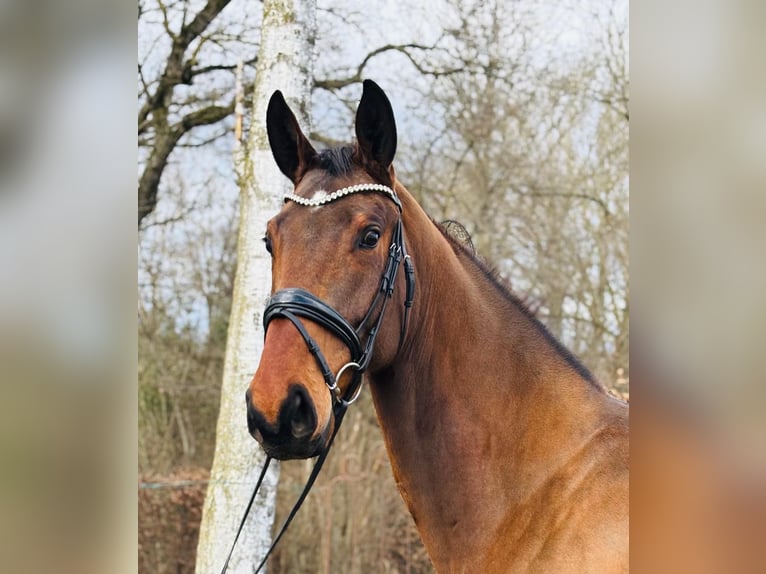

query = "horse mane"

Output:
[[435, 220, 599, 387], [440, 219, 476, 254]]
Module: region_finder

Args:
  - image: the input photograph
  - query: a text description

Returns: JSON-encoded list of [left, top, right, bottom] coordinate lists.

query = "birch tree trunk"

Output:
[[195, 1, 316, 572]]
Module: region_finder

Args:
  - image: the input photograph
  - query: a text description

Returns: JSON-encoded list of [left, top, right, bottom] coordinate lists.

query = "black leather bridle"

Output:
[[220, 183, 415, 573], [263, 200, 414, 407]]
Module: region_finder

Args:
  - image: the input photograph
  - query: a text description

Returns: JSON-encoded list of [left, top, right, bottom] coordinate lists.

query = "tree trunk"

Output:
[[195, 1, 316, 572]]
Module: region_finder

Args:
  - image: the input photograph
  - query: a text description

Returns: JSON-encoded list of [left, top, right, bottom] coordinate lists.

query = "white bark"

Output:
[[195, 1, 316, 572]]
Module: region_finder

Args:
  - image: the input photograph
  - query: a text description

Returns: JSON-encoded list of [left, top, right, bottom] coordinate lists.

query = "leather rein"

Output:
[[220, 183, 415, 573]]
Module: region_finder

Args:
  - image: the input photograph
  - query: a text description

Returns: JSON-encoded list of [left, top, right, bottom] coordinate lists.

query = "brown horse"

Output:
[[246, 80, 629, 573]]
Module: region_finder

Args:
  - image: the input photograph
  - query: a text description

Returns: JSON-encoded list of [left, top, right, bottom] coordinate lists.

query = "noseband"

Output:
[[263, 183, 415, 407]]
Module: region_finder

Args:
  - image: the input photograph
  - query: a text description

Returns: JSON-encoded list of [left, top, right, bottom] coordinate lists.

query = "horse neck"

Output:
[[367, 184, 614, 565]]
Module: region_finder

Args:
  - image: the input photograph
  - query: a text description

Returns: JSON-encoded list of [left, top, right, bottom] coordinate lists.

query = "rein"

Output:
[[220, 183, 415, 573]]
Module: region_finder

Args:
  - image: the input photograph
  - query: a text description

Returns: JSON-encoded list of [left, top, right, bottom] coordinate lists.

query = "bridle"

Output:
[[220, 183, 415, 573], [265, 183, 415, 407]]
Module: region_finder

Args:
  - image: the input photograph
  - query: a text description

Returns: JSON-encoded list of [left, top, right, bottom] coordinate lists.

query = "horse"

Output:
[[245, 80, 629, 573]]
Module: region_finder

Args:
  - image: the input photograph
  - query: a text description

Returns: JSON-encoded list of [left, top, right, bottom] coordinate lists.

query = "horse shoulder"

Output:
[[482, 403, 629, 573]]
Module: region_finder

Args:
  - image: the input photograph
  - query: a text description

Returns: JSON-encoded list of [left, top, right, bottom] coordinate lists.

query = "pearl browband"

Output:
[[284, 183, 401, 209]]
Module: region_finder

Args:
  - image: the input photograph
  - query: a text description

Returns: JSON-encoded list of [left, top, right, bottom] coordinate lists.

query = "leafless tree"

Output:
[[138, 0, 260, 226], [393, 0, 629, 389]]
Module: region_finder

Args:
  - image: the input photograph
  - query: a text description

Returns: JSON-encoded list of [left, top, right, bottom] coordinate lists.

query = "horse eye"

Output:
[[263, 235, 273, 254], [360, 228, 381, 249]]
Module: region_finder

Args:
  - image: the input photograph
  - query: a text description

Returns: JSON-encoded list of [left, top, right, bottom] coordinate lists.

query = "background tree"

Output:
[[138, 172, 237, 474], [193, 0, 317, 572], [138, 0, 260, 226], [396, 0, 629, 389]]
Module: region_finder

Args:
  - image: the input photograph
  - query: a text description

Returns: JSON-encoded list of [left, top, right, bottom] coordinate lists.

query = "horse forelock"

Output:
[[316, 145, 355, 177]]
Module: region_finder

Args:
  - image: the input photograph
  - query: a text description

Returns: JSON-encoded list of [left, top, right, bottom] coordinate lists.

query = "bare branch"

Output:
[[314, 43, 460, 91], [190, 56, 258, 78], [138, 0, 233, 132], [138, 0, 236, 225], [139, 98, 234, 225]]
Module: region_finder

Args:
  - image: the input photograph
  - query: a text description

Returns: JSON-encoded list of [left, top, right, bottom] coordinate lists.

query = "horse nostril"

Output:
[[286, 385, 316, 440], [246, 396, 258, 437]]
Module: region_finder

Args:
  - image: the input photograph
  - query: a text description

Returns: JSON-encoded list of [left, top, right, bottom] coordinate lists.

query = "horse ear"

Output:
[[355, 80, 397, 172], [266, 90, 317, 183]]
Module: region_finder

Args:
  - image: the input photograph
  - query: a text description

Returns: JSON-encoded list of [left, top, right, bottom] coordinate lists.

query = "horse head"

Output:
[[245, 80, 413, 460]]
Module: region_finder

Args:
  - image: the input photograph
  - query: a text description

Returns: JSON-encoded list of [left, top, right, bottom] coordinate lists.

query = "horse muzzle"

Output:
[[245, 384, 329, 460]]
